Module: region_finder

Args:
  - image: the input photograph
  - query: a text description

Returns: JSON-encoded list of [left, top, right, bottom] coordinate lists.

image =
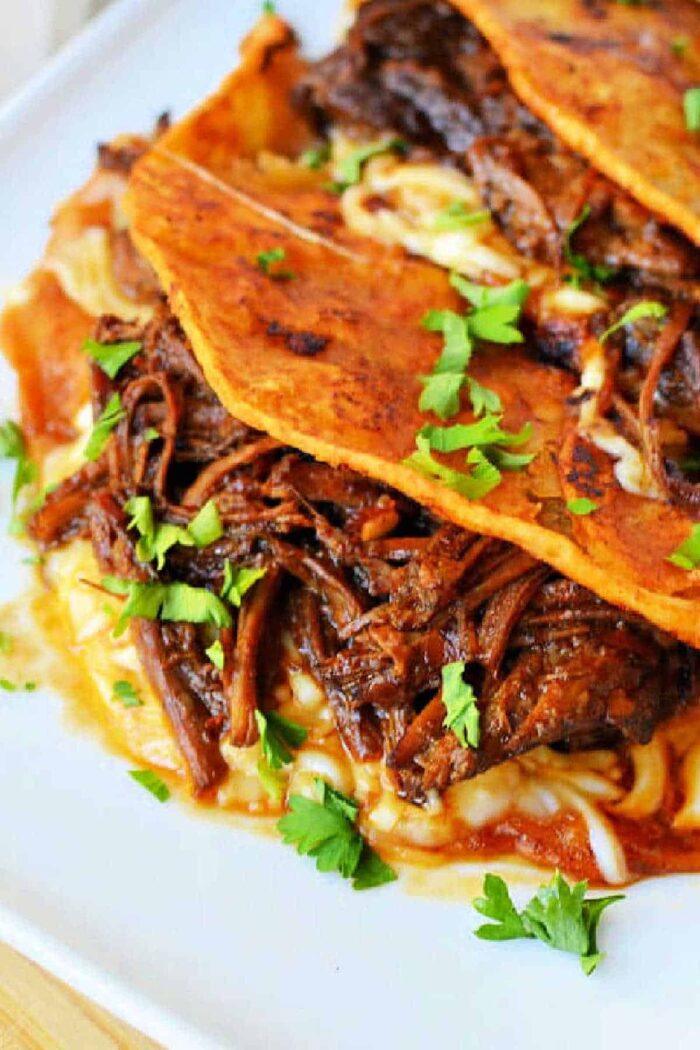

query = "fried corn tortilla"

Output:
[[126, 15, 700, 646], [452, 0, 700, 248]]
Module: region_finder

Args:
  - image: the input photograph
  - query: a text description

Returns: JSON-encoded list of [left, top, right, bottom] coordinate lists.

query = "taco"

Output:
[[5, 2, 700, 886]]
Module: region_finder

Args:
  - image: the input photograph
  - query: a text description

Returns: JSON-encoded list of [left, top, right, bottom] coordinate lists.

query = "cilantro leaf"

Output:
[[107, 578, 232, 638], [278, 793, 363, 877], [684, 87, 700, 132], [668, 524, 700, 570], [129, 769, 170, 802], [433, 202, 490, 231], [441, 661, 480, 748], [0, 420, 38, 530], [421, 309, 473, 373], [418, 372, 466, 421], [277, 778, 396, 888], [600, 300, 667, 344], [484, 447, 535, 471], [336, 138, 408, 188], [262, 0, 276, 13], [466, 376, 502, 417], [563, 205, 616, 287], [403, 433, 502, 500], [205, 639, 225, 671], [671, 36, 689, 57], [567, 497, 599, 516], [420, 416, 532, 453], [0, 678, 37, 693], [112, 679, 143, 707], [143, 427, 160, 443], [300, 143, 330, 169], [187, 499, 224, 547], [82, 337, 142, 379], [255, 709, 308, 771], [473, 873, 529, 940], [126, 496, 222, 569], [352, 844, 399, 890], [450, 275, 530, 311], [468, 303, 525, 344], [125, 495, 154, 539], [521, 871, 624, 975], [220, 561, 267, 606], [84, 393, 125, 461], [449, 275, 529, 344], [472, 870, 624, 974], [257, 247, 295, 280]]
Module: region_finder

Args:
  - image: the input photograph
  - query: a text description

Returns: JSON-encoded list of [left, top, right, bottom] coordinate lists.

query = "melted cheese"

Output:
[[43, 227, 152, 324]]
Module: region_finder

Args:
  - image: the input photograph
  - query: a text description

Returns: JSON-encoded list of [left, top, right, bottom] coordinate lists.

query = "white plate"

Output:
[[1, 3, 699, 1048]]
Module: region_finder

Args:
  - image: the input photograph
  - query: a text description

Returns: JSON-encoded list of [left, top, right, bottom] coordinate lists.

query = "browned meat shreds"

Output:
[[296, 0, 700, 509], [30, 306, 698, 802]]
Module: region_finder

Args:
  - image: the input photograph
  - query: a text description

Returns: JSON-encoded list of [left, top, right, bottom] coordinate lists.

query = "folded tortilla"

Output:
[[125, 14, 700, 646], [453, 0, 700, 248]]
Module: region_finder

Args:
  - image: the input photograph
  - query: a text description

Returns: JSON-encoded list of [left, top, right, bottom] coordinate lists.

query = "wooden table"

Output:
[[0, 943, 161, 1049]]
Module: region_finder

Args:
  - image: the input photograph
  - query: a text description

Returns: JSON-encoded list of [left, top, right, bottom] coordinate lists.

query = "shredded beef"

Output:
[[29, 307, 698, 802]]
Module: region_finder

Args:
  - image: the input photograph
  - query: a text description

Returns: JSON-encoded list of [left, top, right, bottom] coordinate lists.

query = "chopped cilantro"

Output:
[[277, 777, 397, 889], [668, 524, 700, 570], [220, 561, 267, 607], [450, 275, 530, 311], [187, 499, 224, 547], [257, 247, 295, 280], [335, 138, 408, 189], [600, 300, 667, 343], [82, 337, 142, 379], [103, 577, 233, 638], [125, 496, 222, 569], [84, 393, 125, 461], [143, 427, 160, 443], [683, 87, 700, 131], [450, 275, 530, 343], [112, 679, 143, 707], [466, 376, 502, 417], [671, 36, 689, 57], [256, 709, 308, 770], [0, 632, 12, 654], [420, 415, 532, 453], [0, 678, 37, 693], [403, 433, 502, 500], [567, 497, 599, 516], [255, 708, 308, 800], [441, 661, 480, 748], [473, 870, 624, 975], [126, 495, 154, 539], [129, 769, 170, 802], [205, 639, 225, 671], [486, 447, 535, 471], [300, 143, 330, 169], [0, 420, 38, 530], [562, 205, 616, 287], [419, 309, 472, 420], [433, 202, 490, 231]]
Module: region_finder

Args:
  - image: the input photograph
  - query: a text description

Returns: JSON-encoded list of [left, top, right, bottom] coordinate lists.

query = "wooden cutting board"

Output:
[[0, 942, 162, 1049]]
